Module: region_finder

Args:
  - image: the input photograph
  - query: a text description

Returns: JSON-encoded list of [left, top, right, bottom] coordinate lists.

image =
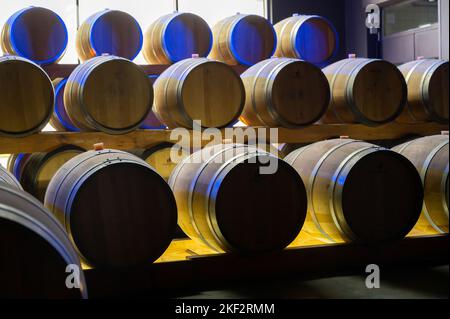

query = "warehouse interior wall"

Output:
[[344, 0, 449, 60]]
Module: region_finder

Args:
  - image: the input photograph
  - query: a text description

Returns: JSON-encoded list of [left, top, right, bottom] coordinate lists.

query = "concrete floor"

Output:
[[176, 265, 449, 299]]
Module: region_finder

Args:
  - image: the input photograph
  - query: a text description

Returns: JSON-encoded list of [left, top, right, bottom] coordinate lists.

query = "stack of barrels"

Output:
[[0, 6, 448, 299]]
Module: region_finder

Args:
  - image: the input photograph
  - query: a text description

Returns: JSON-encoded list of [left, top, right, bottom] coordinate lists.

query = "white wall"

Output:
[[178, 0, 266, 26]]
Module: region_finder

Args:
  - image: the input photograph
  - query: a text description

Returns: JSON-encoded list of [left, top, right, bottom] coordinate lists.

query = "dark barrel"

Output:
[[44, 149, 177, 268], [209, 14, 276, 66], [76, 9, 142, 61], [1, 7, 68, 65], [0, 183, 87, 298], [169, 144, 307, 253], [143, 12, 212, 64], [274, 14, 338, 66], [393, 134, 449, 234], [284, 138, 423, 244]]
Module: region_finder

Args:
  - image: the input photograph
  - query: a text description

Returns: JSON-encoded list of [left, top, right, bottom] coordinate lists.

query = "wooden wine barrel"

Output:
[[392, 134, 449, 234], [273, 14, 338, 65], [0, 55, 54, 137], [0, 165, 22, 189], [153, 57, 244, 128], [209, 14, 276, 66], [7, 153, 31, 180], [397, 59, 449, 124], [140, 75, 165, 129], [321, 57, 407, 126], [240, 58, 330, 128], [284, 138, 423, 243], [64, 55, 153, 134], [0, 184, 87, 298], [169, 143, 307, 253], [130, 143, 189, 182], [76, 9, 142, 61], [143, 12, 212, 64], [44, 149, 177, 268], [20, 145, 85, 202], [49, 78, 79, 132], [1, 7, 68, 65]]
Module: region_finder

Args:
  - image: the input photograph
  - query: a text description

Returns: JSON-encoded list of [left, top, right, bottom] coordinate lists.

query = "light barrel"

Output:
[[0, 165, 22, 189], [0, 55, 54, 137], [284, 139, 423, 244], [153, 57, 245, 129], [397, 59, 449, 124], [321, 57, 407, 126], [64, 55, 153, 134], [240, 57, 330, 128]]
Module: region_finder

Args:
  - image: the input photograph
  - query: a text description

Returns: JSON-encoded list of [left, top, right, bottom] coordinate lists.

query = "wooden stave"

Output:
[[273, 14, 338, 65], [0, 183, 87, 298], [20, 145, 85, 202], [284, 138, 423, 244], [169, 143, 307, 253], [143, 12, 212, 64], [64, 55, 153, 134], [240, 57, 330, 128], [321, 58, 407, 126], [153, 57, 245, 129], [44, 149, 177, 268], [209, 14, 276, 66], [0, 55, 54, 137], [1, 7, 68, 65], [397, 59, 449, 124], [75, 9, 143, 62], [392, 135, 449, 234]]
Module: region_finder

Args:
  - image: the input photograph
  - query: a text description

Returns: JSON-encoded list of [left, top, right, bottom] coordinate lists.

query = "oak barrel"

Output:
[[49, 78, 79, 132], [397, 59, 449, 124], [143, 12, 212, 64], [321, 57, 407, 126], [20, 145, 85, 202], [153, 57, 244, 128], [44, 149, 177, 268], [169, 143, 307, 253], [392, 134, 449, 234], [209, 14, 276, 66], [0, 55, 54, 137], [0, 165, 22, 189], [273, 14, 338, 66], [64, 55, 153, 134], [240, 58, 330, 128], [130, 143, 189, 182], [76, 9, 142, 61], [284, 138, 423, 243], [1, 7, 68, 65], [0, 183, 87, 298]]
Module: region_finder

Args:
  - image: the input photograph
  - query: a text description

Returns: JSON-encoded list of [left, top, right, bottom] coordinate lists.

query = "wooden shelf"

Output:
[[43, 64, 249, 79], [0, 122, 447, 154], [83, 234, 449, 298]]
